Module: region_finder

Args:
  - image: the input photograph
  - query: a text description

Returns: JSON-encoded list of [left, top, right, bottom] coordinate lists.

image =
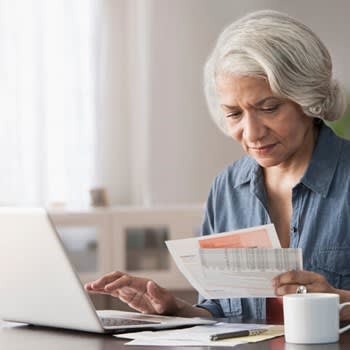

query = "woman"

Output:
[[85, 10, 350, 321]]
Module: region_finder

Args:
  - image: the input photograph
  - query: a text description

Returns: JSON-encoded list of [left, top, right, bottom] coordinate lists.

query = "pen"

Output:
[[210, 328, 267, 341]]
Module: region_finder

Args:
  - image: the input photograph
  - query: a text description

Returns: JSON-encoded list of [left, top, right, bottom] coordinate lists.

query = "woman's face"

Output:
[[216, 74, 316, 169]]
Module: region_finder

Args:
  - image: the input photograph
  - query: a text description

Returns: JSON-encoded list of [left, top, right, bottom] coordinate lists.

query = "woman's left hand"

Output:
[[272, 270, 337, 295]]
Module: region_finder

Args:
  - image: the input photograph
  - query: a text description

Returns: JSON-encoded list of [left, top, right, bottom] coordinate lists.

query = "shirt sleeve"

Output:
[[195, 295, 225, 317], [200, 179, 217, 236]]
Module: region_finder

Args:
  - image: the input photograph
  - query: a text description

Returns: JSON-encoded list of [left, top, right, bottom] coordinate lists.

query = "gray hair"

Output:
[[204, 10, 347, 135]]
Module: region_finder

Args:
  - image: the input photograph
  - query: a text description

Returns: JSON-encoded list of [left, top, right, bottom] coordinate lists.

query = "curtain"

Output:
[[0, 0, 99, 207]]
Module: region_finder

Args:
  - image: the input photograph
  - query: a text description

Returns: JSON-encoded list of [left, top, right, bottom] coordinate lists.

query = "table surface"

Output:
[[1, 321, 350, 350]]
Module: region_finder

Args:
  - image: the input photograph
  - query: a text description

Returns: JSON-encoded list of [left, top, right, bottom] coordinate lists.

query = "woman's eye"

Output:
[[261, 104, 280, 113], [225, 111, 242, 119]]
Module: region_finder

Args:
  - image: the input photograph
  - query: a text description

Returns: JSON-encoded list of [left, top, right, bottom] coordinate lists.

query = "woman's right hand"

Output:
[[84, 271, 181, 315]]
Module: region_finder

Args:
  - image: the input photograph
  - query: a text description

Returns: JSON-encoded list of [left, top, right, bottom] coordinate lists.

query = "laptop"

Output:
[[0, 208, 215, 334]]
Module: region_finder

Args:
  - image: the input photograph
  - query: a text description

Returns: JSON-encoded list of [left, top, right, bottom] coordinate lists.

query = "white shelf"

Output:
[[49, 205, 204, 290]]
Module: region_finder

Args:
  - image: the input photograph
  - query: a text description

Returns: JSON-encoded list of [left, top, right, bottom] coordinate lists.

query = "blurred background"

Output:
[[1, 0, 349, 308], [2, 0, 350, 209]]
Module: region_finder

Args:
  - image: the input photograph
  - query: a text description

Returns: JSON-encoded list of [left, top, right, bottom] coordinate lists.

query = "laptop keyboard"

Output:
[[100, 317, 161, 327]]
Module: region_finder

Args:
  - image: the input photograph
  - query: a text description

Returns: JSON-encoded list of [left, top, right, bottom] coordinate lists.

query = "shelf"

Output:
[[49, 205, 204, 290]]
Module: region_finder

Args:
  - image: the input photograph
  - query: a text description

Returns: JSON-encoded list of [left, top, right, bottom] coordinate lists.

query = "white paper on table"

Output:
[[165, 224, 303, 298], [115, 322, 270, 347], [125, 337, 245, 347]]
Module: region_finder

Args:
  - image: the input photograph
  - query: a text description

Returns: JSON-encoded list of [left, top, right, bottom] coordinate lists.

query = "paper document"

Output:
[[115, 322, 284, 347], [165, 224, 303, 298]]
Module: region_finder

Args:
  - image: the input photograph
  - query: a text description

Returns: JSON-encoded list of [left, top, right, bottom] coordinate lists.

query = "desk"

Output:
[[1, 322, 350, 350]]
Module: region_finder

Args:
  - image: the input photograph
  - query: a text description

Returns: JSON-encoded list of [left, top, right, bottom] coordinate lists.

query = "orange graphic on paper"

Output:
[[198, 229, 272, 248]]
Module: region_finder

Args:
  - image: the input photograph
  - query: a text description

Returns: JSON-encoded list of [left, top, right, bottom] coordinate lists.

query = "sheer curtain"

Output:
[[0, 0, 99, 207]]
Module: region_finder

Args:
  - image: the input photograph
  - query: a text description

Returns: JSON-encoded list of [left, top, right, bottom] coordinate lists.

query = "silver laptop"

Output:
[[0, 208, 214, 333]]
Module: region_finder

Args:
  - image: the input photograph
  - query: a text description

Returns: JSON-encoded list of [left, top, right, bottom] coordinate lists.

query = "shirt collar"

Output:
[[233, 156, 260, 189], [232, 122, 342, 198], [301, 122, 342, 197]]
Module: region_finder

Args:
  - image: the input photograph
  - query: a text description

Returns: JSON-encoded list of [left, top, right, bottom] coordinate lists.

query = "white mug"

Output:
[[283, 293, 350, 344]]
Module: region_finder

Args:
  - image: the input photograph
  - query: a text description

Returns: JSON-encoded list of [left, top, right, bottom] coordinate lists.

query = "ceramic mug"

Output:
[[283, 293, 350, 344]]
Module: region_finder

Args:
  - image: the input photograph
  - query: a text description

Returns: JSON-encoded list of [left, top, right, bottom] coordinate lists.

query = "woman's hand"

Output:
[[272, 270, 337, 295], [272, 270, 350, 320], [85, 271, 180, 315]]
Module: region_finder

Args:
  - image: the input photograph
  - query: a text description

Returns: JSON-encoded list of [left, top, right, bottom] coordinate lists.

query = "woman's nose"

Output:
[[243, 113, 267, 143]]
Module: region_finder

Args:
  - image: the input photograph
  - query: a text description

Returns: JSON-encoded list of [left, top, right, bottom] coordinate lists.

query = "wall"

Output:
[[147, 0, 350, 205], [98, 0, 350, 206]]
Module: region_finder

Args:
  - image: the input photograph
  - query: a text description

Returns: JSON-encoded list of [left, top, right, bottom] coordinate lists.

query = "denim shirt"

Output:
[[197, 123, 350, 319]]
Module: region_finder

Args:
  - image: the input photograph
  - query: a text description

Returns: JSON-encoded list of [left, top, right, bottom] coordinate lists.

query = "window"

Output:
[[0, 0, 98, 207]]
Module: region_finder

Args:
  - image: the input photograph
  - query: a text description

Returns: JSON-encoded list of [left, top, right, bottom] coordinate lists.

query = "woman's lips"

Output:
[[250, 143, 277, 155]]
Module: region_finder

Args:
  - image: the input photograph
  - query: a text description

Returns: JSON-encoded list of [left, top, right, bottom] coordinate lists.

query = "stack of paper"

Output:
[[115, 322, 284, 347]]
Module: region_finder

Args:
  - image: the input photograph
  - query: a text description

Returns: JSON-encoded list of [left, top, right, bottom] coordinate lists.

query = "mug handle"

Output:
[[339, 302, 350, 334]]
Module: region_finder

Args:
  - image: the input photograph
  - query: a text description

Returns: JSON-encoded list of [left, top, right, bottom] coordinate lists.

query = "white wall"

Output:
[[98, 0, 350, 206]]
